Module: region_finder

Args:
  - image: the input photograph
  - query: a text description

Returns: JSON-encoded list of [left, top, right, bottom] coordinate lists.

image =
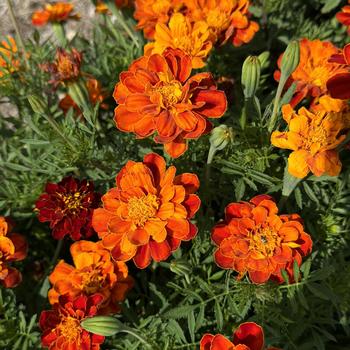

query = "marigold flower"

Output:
[[35, 176, 101, 240], [186, 0, 259, 46], [200, 322, 271, 350], [134, 0, 185, 39], [144, 13, 212, 69], [336, 0, 350, 35], [95, 0, 133, 13], [274, 39, 347, 107], [40, 294, 105, 350], [48, 240, 133, 313], [0, 36, 19, 78], [42, 48, 82, 87], [327, 43, 350, 100], [113, 47, 227, 158], [271, 103, 350, 178], [0, 217, 27, 288], [32, 2, 80, 26], [59, 78, 108, 114], [92, 153, 201, 268], [212, 195, 312, 284]]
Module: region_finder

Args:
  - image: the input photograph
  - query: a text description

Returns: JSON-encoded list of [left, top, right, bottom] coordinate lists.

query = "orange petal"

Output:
[[288, 150, 310, 178], [149, 240, 171, 262], [143, 152, 166, 186], [114, 105, 144, 132], [173, 173, 200, 194], [133, 244, 151, 268], [192, 90, 227, 118], [164, 134, 188, 158], [172, 111, 197, 131], [166, 218, 189, 239], [127, 228, 150, 245], [183, 194, 201, 218]]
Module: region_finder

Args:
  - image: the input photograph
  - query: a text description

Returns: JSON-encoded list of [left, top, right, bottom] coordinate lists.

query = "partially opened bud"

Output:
[[209, 125, 234, 151], [241, 56, 261, 99], [81, 316, 120, 336], [280, 40, 300, 79]]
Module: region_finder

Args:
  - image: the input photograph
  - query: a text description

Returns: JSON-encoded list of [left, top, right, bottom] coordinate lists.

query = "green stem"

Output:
[[240, 102, 248, 130], [6, 0, 29, 68], [52, 23, 68, 47]]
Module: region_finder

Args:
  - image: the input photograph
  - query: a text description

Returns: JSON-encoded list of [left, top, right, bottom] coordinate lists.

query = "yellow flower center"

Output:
[[305, 125, 328, 149], [154, 81, 183, 108], [81, 265, 105, 294], [58, 316, 81, 342], [58, 192, 84, 213], [127, 194, 159, 227], [206, 9, 230, 34], [248, 226, 281, 257]]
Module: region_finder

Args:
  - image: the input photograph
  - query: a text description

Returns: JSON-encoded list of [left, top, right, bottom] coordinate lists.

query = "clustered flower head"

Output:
[[0, 36, 19, 78], [212, 195, 312, 284], [0, 217, 27, 288], [48, 240, 133, 314], [92, 153, 201, 268], [35, 176, 101, 240], [113, 47, 227, 158], [42, 48, 82, 88], [40, 294, 105, 350], [32, 2, 80, 26]]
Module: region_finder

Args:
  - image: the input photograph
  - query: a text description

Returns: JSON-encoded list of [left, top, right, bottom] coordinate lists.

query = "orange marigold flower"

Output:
[[0, 217, 27, 288], [144, 13, 212, 69], [200, 322, 277, 350], [211, 195, 312, 284], [274, 39, 348, 107], [186, 0, 259, 46], [0, 36, 20, 78], [59, 78, 108, 115], [48, 240, 133, 313], [35, 176, 101, 240], [327, 43, 350, 100], [42, 48, 82, 88], [271, 102, 350, 178], [113, 47, 227, 158], [40, 294, 105, 350], [134, 0, 185, 39], [92, 153, 201, 269], [336, 0, 350, 35], [32, 2, 80, 26]]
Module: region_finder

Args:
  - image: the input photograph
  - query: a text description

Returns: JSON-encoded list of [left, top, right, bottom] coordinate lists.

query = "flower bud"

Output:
[[241, 55, 261, 99], [209, 125, 234, 151], [28, 95, 47, 114], [81, 316, 120, 336], [258, 51, 270, 69], [280, 40, 300, 79]]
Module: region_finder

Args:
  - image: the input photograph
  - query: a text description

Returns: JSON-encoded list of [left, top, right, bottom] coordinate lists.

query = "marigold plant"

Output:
[[48, 240, 133, 313], [35, 176, 101, 240], [144, 13, 212, 68], [40, 294, 105, 350], [32, 2, 80, 26], [271, 102, 350, 178], [274, 38, 347, 107], [92, 152, 200, 268], [113, 47, 227, 158], [0, 217, 27, 288], [211, 195, 312, 284]]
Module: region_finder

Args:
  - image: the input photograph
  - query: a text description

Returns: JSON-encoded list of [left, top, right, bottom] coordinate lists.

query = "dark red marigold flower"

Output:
[[35, 176, 101, 240], [39, 294, 105, 350]]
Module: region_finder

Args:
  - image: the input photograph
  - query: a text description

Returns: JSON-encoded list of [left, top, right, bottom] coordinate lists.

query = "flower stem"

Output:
[[268, 75, 287, 133], [52, 23, 68, 47]]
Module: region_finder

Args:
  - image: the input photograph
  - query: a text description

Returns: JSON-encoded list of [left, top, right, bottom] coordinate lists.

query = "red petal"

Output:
[[233, 322, 265, 350], [149, 240, 171, 262], [193, 90, 227, 118], [133, 244, 151, 268]]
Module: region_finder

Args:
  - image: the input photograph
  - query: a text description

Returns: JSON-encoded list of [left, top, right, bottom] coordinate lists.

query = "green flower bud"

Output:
[[209, 125, 234, 151], [258, 51, 270, 69], [241, 55, 261, 99], [28, 95, 47, 115], [81, 316, 120, 336], [280, 40, 300, 79], [170, 259, 192, 277]]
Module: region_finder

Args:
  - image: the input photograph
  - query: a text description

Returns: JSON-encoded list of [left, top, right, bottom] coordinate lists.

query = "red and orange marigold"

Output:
[[92, 153, 201, 268], [113, 47, 227, 158], [48, 240, 133, 314], [336, 0, 350, 35], [0, 217, 27, 288], [32, 2, 80, 26], [0, 36, 20, 78], [211, 195, 312, 284], [35, 176, 101, 240], [186, 0, 259, 47], [274, 38, 348, 107], [271, 101, 350, 178], [40, 294, 105, 350]]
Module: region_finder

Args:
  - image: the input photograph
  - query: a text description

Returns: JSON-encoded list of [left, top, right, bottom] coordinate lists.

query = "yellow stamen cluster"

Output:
[[127, 194, 159, 227]]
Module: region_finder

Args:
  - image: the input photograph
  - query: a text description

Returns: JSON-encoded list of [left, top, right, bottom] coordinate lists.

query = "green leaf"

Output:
[[214, 301, 223, 330], [187, 311, 195, 342], [282, 166, 301, 197]]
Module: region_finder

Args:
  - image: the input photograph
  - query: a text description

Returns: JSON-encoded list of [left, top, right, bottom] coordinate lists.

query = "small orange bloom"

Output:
[[186, 0, 259, 46], [42, 48, 82, 87], [271, 101, 350, 178], [144, 13, 212, 68], [212, 195, 312, 284], [48, 240, 133, 314], [32, 2, 80, 26], [134, 0, 185, 39], [0, 217, 27, 288], [113, 47, 227, 158], [0, 36, 19, 78], [92, 153, 201, 269], [336, 0, 350, 35], [59, 78, 108, 114], [274, 39, 347, 107]]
